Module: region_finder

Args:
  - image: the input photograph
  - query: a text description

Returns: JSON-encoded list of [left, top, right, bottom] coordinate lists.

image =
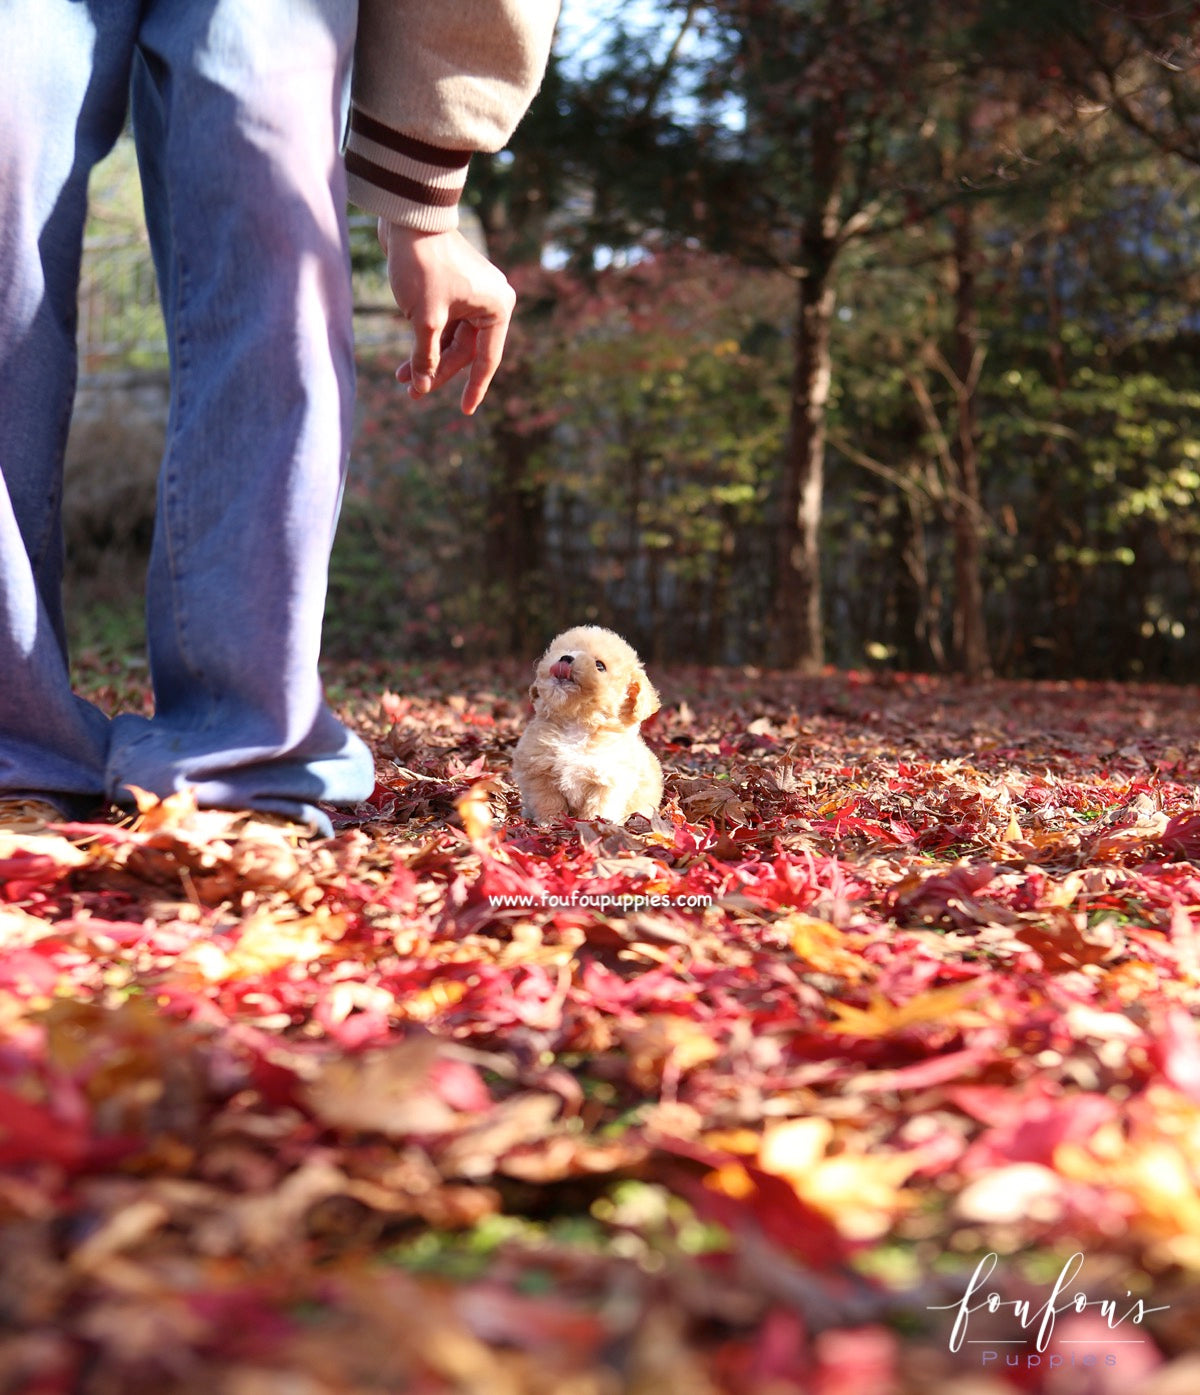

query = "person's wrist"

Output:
[[380, 219, 456, 256]]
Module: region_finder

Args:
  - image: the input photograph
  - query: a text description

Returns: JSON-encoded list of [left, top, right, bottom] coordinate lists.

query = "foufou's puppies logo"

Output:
[[928, 1252, 1168, 1370]]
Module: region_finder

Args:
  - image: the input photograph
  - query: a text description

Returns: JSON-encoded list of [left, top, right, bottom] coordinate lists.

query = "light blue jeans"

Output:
[[0, 0, 375, 833]]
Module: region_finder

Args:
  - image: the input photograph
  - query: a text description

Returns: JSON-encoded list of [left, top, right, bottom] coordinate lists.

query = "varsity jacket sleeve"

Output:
[[346, 0, 560, 232]]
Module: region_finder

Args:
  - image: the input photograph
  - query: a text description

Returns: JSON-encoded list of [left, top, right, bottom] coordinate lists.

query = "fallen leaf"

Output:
[[826, 983, 982, 1037]]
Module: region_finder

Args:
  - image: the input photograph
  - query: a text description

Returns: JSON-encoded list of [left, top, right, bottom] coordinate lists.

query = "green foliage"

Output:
[[65, 598, 146, 674], [327, 260, 790, 663], [543, 256, 786, 657], [805, 129, 1200, 677], [325, 356, 495, 658], [66, 17, 1200, 678], [328, 149, 1200, 675]]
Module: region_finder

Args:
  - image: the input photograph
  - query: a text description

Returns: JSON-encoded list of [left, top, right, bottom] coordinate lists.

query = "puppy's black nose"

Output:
[[558, 654, 574, 665]]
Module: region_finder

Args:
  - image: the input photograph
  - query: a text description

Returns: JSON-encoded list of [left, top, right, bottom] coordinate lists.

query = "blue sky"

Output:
[[555, 0, 690, 77]]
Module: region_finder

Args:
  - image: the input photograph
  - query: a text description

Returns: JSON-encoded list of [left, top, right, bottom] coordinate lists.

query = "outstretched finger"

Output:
[[461, 319, 511, 416]]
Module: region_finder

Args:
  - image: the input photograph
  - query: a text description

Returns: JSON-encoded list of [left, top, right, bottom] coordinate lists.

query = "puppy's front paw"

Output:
[[574, 790, 630, 823], [522, 793, 568, 824]]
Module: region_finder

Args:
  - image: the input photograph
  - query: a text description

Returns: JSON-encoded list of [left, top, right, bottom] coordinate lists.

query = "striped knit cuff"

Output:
[[343, 106, 471, 233]]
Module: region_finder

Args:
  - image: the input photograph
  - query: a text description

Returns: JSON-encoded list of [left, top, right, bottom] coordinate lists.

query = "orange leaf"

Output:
[[782, 913, 868, 982], [455, 780, 500, 844], [757, 1117, 921, 1240], [827, 982, 981, 1037], [124, 783, 200, 831]]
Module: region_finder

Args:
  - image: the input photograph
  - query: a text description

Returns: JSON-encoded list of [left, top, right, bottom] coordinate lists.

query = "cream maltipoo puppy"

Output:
[[513, 625, 663, 824]]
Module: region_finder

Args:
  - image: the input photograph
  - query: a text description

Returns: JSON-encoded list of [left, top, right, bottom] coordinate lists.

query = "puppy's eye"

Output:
[[595, 660, 607, 672]]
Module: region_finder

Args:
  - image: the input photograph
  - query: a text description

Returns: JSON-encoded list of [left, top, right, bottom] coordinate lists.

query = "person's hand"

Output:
[[379, 219, 516, 415]]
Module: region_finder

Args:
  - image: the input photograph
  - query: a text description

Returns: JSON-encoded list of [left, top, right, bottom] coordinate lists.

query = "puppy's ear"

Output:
[[528, 679, 543, 713], [621, 671, 660, 726]]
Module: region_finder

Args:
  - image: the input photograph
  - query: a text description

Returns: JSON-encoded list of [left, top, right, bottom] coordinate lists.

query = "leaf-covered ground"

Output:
[[4, 665, 1200, 1394]]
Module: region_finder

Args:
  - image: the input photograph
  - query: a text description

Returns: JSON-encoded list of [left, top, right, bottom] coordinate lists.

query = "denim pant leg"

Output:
[[0, 1, 139, 813], [106, 0, 375, 832]]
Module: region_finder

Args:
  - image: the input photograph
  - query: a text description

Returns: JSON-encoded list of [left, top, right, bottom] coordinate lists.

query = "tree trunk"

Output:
[[948, 187, 992, 680], [770, 92, 847, 674], [894, 475, 946, 671], [772, 252, 836, 671], [484, 411, 548, 653]]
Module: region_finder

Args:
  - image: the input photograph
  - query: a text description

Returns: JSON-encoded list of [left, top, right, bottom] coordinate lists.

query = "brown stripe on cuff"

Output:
[[348, 109, 472, 170], [344, 150, 463, 209]]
